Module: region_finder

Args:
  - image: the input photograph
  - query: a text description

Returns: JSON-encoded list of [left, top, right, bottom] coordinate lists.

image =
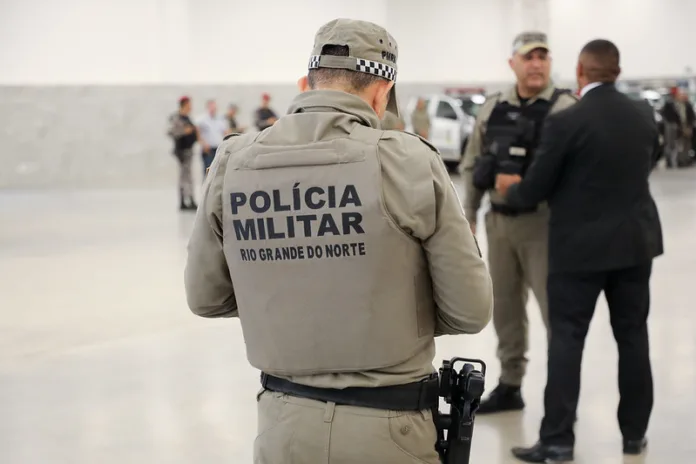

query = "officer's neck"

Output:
[[313, 85, 379, 113], [516, 84, 543, 100]]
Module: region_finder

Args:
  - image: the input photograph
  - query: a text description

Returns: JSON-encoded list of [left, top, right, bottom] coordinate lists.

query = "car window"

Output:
[[436, 101, 458, 120], [458, 98, 482, 117]]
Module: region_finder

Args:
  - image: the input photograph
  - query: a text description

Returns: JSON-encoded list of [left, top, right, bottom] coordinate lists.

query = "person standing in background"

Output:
[[225, 104, 246, 135], [661, 86, 695, 168], [411, 97, 431, 139], [381, 110, 405, 130], [196, 99, 227, 177], [255, 93, 278, 131], [495, 39, 663, 462], [167, 96, 198, 211]]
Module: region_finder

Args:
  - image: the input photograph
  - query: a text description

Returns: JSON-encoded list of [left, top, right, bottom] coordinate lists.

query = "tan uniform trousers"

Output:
[[485, 209, 549, 386], [254, 390, 441, 464], [664, 122, 692, 167]]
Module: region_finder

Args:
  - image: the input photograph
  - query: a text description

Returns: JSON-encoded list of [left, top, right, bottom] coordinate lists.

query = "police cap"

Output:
[[308, 18, 401, 117], [512, 31, 550, 56]]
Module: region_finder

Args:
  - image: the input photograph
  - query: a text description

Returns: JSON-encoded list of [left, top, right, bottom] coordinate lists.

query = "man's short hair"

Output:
[[307, 44, 389, 91], [580, 39, 621, 83]]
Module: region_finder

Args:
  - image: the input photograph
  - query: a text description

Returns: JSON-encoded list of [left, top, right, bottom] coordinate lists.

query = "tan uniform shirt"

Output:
[[674, 100, 691, 133], [185, 90, 493, 389], [460, 84, 578, 222], [411, 108, 431, 139]]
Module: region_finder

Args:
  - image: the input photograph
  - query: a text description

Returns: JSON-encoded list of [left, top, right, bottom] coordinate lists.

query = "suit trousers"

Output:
[[254, 390, 441, 464], [540, 262, 654, 446], [202, 146, 217, 178], [485, 209, 550, 386]]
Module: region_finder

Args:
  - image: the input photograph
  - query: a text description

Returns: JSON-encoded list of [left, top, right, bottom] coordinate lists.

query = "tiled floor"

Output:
[[1, 168, 695, 463]]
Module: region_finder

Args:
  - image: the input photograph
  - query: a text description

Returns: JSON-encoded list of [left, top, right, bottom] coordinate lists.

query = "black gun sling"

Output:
[[260, 372, 440, 411]]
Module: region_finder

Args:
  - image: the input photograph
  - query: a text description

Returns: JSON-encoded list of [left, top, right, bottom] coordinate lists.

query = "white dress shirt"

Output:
[[196, 112, 229, 147], [580, 82, 603, 98]]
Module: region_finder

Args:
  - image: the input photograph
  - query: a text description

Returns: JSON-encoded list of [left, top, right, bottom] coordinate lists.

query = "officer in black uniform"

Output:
[[460, 31, 578, 414], [167, 96, 199, 210]]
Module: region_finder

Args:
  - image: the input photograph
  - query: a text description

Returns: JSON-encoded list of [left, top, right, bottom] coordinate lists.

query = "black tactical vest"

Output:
[[483, 89, 567, 177], [175, 115, 198, 151]]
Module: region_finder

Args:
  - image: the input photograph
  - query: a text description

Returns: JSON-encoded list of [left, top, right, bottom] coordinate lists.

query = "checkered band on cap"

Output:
[[308, 55, 397, 81], [308, 55, 321, 69], [356, 59, 396, 81]]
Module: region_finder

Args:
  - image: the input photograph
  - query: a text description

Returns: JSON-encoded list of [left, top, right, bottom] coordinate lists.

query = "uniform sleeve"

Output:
[[169, 116, 186, 139], [184, 146, 238, 318], [550, 93, 579, 114], [424, 153, 493, 335], [460, 100, 495, 223]]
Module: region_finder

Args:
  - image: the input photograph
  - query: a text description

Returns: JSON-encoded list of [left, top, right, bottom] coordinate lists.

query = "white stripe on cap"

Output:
[[356, 59, 396, 81], [308, 55, 321, 69]]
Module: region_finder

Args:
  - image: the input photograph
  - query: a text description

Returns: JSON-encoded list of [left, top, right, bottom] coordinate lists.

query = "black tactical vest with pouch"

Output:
[[472, 89, 569, 191]]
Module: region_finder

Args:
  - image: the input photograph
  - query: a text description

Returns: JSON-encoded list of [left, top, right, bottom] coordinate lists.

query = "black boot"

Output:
[[477, 383, 525, 414], [623, 438, 647, 455], [187, 196, 198, 210], [179, 189, 187, 211]]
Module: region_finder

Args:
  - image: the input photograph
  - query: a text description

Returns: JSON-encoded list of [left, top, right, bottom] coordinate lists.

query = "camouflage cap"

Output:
[[308, 18, 400, 117], [512, 31, 550, 56]]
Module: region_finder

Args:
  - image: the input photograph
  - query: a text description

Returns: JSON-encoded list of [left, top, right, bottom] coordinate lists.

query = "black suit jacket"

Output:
[[506, 83, 664, 274]]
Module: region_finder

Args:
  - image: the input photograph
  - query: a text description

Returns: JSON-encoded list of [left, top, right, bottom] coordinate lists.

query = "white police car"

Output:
[[404, 91, 485, 171]]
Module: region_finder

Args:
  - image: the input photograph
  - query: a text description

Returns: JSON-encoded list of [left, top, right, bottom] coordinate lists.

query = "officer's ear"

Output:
[[372, 80, 394, 118], [297, 76, 310, 93]]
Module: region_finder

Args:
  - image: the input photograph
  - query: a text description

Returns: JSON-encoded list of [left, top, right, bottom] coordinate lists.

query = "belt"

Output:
[[260, 372, 440, 411], [490, 202, 537, 216]]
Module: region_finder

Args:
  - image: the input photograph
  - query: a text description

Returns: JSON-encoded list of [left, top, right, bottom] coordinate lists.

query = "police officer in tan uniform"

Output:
[[184, 18, 493, 464], [411, 97, 431, 139], [381, 110, 405, 130], [460, 32, 577, 414]]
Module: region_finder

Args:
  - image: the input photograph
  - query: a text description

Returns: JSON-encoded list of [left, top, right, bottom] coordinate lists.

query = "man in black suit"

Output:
[[495, 39, 664, 462]]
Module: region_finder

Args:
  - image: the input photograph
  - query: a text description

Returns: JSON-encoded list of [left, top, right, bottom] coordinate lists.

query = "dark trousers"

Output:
[[540, 262, 654, 446], [202, 146, 218, 177]]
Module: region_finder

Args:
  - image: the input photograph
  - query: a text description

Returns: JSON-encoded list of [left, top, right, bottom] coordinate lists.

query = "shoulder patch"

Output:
[[478, 92, 501, 109], [484, 91, 502, 103], [401, 130, 440, 154], [559, 90, 579, 101], [223, 132, 242, 141]]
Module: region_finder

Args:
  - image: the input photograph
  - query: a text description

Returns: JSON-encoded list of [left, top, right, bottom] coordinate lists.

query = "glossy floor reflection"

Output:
[[1, 168, 695, 464]]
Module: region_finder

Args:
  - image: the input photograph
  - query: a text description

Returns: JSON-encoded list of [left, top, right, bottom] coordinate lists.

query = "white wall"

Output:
[[1, 0, 694, 85], [549, 0, 696, 81], [386, 0, 555, 83], [0, 0, 387, 84], [187, 0, 387, 83], [0, 0, 163, 84]]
